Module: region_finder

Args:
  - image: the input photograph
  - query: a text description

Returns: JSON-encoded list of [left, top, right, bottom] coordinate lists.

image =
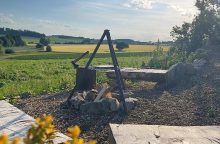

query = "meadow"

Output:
[[51, 44, 170, 53], [0, 44, 168, 100]]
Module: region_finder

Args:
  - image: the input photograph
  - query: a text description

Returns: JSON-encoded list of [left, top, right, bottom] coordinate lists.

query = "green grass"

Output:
[[22, 36, 40, 44], [0, 52, 151, 100], [48, 36, 83, 44]]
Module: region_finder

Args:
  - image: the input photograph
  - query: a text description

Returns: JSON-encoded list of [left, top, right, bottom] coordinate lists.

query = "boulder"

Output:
[[80, 97, 120, 114], [80, 101, 107, 114], [166, 63, 196, 86], [101, 97, 120, 112], [70, 93, 85, 109], [120, 97, 138, 111], [85, 89, 98, 101], [193, 59, 207, 70]]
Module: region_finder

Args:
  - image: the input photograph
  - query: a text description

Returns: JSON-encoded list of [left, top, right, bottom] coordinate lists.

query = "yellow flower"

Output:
[[0, 134, 8, 144], [45, 115, 53, 124], [89, 140, 97, 144], [77, 138, 84, 144], [72, 138, 84, 144], [35, 117, 41, 124], [45, 127, 55, 135], [68, 126, 81, 138], [63, 141, 70, 144], [11, 137, 20, 144]]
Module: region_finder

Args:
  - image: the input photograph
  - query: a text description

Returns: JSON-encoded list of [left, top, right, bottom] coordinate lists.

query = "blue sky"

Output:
[[0, 0, 197, 41]]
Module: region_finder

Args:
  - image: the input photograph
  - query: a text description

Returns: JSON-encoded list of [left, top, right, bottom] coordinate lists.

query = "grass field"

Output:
[[0, 43, 170, 100], [51, 44, 170, 53], [48, 36, 83, 44], [0, 50, 153, 100], [22, 36, 40, 44]]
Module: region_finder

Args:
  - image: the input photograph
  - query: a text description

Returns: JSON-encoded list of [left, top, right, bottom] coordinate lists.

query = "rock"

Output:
[[101, 97, 120, 112], [166, 63, 196, 86], [80, 97, 120, 114], [82, 91, 87, 99], [120, 97, 138, 111], [85, 89, 98, 101], [70, 94, 85, 109], [193, 59, 207, 70], [80, 102, 107, 114]]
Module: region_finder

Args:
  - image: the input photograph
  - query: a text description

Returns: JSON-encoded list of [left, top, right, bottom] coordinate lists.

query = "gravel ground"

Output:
[[15, 48, 220, 143]]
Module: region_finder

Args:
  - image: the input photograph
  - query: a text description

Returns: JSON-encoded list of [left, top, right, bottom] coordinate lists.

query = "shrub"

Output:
[[5, 48, 15, 54], [0, 45, 3, 55], [116, 42, 129, 51], [36, 43, 44, 49], [146, 43, 168, 69], [46, 45, 52, 52], [0, 115, 97, 144], [39, 37, 50, 46]]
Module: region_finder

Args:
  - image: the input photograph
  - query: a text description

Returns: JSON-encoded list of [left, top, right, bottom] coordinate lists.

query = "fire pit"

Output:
[[67, 30, 128, 114]]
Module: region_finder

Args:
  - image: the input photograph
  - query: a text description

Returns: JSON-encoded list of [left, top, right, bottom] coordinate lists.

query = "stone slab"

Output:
[[106, 68, 167, 83], [109, 124, 220, 144], [0, 100, 71, 143]]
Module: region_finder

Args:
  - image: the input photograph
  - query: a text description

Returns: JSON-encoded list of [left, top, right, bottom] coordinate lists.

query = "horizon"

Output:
[[0, 0, 197, 41]]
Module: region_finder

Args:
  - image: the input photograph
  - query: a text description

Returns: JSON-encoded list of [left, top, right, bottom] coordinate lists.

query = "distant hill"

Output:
[[48, 35, 85, 44], [0, 27, 173, 45]]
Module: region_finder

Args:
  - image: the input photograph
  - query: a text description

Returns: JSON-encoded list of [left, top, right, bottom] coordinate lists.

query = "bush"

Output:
[[36, 43, 44, 49], [39, 37, 50, 46], [146, 44, 168, 69], [5, 48, 15, 54], [116, 42, 129, 51], [46, 45, 52, 52], [0, 115, 96, 144], [0, 45, 3, 55]]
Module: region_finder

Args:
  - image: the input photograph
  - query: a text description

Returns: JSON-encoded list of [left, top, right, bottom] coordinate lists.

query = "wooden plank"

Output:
[[0, 100, 71, 143], [94, 83, 109, 102], [109, 124, 220, 144]]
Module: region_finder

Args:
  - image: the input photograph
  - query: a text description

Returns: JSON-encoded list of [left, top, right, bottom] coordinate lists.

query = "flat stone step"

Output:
[[0, 100, 71, 143], [109, 124, 220, 144], [106, 68, 168, 83]]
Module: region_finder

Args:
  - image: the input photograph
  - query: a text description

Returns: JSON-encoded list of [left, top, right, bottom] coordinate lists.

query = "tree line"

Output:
[[147, 0, 220, 69], [0, 34, 26, 47], [0, 27, 45, 38], [171, 0, 220, 56]]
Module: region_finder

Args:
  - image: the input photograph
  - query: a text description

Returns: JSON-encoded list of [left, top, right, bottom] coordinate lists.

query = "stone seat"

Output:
[[106, 68, 168, 83], [0, 100, 71, 143], [109, 124, 220, 144]]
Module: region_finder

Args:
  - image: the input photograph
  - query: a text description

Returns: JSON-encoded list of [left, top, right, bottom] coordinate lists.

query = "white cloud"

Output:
[[0, 13, 15, 25], [123, 0, 197, 18], [169, 5, 193, 17], [123, 0, 154, 9]]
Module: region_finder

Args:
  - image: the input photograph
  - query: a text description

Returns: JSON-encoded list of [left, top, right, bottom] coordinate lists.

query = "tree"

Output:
[[13, 35, 26, 46], [81, 38, 91, 44], [191, 0, 220, 49], [36, 43, 44, 49], [46, 45, 52, 52], [171, 22, 192, 54], [0, 45, 3, 55], [0, 34, 25, 47], [5, 48, 15, 54], [116, 42, 129, 51], [1, 36, 12, 47], [39, 37, 50, 46], [171, 0, 220, 53]]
